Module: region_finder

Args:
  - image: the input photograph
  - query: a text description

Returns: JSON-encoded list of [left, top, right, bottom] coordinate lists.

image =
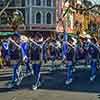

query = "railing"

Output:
[[0, 24, 56, 31], [30, 24, 56, 31], [0, 25, 26, 31]]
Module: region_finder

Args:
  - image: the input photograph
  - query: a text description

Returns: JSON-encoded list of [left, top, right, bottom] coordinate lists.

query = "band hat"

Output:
[[38, 37, 43, 42], [20, 35, 28, 42]]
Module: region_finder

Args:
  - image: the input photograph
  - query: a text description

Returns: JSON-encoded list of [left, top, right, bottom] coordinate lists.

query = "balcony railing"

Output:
[[0, 24, 56, 32], [0, 24, 26, 31], [30, 24, 56, 31]]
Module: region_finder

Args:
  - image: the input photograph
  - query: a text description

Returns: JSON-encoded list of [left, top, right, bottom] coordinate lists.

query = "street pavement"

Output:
[[0, 64, 100, 100]]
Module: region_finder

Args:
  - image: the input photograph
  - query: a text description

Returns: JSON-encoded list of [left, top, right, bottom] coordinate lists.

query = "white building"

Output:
[[0, 0, 56, 35]]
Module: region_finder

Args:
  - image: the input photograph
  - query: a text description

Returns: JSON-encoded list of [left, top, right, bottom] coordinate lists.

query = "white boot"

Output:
[[65, 78, 73, 85], [90, 75, 96, 81]]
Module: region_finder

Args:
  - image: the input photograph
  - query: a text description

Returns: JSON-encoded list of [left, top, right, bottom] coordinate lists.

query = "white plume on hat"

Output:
[[38, 37, 43, 42], [20, 35, 28, 42]]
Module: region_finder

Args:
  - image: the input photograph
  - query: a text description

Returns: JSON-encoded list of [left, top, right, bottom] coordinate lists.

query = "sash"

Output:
[[20, 42, 29, 61], [3, 42, 9, 50]]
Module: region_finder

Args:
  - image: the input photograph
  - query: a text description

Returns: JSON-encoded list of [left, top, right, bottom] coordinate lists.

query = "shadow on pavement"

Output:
[[0, 75, 11, 81], [0, 69, 100, 93]]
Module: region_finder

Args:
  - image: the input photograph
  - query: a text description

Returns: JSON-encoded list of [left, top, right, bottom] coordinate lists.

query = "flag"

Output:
[[64, 32, 68, 41], [14, 31, 21, 37], [62, 32, 68, 58]]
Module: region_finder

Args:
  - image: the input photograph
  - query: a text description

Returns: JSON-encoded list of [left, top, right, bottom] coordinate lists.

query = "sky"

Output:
[[89, 0, 100, 4]]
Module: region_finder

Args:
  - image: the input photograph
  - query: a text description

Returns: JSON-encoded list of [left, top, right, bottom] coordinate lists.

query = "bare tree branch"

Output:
[[69, 4, 100, 12], [57, 0, 100, 33], [63, 4, 100, 17], [0, 0, 12, 16]]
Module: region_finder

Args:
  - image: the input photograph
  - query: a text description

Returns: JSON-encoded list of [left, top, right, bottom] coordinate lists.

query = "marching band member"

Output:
[[55, 39, 62, 59], [0, 45, 3, 68], [20, 35, 31, 76], [8, 33, 21, 88], [65, 37, 74, 85], [29, 34, 42, 90], [42, 42, 48, 64], [62, 32, 68, 60], [88, 37, 99, 81], [82, 37, 90, 65], [49, 39, 57, 71], [29, 34, 50, 90], [75, 39, 86, 65]]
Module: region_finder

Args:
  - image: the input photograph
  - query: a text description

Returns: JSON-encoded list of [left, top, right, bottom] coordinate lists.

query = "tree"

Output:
[[8, 10, 24, 31], [0, 0, 24, 31], [0, 0, 12, 16], [82, 0, 93, 8], [57, 0, 100, 26]]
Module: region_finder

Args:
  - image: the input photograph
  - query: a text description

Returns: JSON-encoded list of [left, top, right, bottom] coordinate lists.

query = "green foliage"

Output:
[[9, 11, 24, 30]]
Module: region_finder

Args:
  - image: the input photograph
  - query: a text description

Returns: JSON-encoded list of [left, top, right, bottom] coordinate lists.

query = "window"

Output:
[[36, 0, 41, 6], [32, 0, 34, 5], [15, 0, 25, 7], [47, 12, 51, 24], [26, 8, 30, 24], [0, 12, 8, 25], [47, 0, 51, 6], [0, 0, 3, 6], [22, 0, 25, 6], [9, 0, 15, 6], [36, 12, 41, 24], [0, 17, 7, 25]]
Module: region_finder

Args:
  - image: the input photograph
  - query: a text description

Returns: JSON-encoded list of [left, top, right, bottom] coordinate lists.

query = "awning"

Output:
[[0, 32, 14, 36]]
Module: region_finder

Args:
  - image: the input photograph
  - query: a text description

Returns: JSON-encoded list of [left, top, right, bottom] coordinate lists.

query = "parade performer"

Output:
[[20, 35, 31, 76], [29, 34, 50, 90], [55, 39, 62, 59], [62, 32, 68, 60], [42, 42, 48, 64], [88, 37, 99, 81], [0, 46, 3, 68], [63, 36, 74, 85], [8, 33, 21, 88], [75, 39, 86, 65], [49, 39, 56, 71], [82, 37, 90, 65]]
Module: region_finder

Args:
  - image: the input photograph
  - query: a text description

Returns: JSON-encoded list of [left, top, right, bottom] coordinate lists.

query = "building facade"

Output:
[[0, 0, 56, 36]]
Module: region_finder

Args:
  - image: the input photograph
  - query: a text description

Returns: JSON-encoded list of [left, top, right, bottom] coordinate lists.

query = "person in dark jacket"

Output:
[[30, 34, 42, 90], [65, 37, 74, 85], [8, 33, 21, 88], [20, 35, 31, 76], [88, 37, 99, 81]]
